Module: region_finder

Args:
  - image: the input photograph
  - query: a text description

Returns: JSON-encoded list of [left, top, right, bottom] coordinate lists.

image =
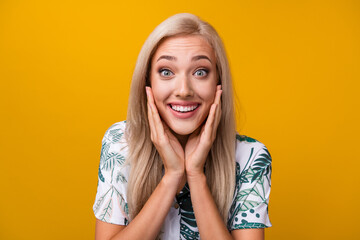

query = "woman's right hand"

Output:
[[146, 87, 185, 178]]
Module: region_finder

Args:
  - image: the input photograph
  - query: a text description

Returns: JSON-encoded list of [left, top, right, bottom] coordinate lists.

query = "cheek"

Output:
[[198, 86, 217, 105], [151, 83, 170, 112], [152, 90, 164, 109]]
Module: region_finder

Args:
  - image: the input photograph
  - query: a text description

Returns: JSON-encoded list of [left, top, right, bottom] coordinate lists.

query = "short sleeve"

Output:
[[228, 141, 272, 230], [92, 122, 129, 225]]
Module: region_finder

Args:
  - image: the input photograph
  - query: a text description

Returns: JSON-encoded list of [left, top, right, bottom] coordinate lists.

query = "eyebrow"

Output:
[[192, 55, 212, 63], [156, 55, 212, 63], [156, 55, 177, 62]]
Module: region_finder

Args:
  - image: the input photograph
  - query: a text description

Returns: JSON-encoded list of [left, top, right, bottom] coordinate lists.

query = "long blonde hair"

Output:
[[125, 13, 236, 225]]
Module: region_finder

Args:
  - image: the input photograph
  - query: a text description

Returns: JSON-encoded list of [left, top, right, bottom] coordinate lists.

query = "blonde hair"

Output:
[[125, 13, 236, 225]]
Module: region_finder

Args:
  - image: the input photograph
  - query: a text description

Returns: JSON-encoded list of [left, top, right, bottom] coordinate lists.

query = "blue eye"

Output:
[[194, 69, 208, 77], [159, 69, 173, 77]]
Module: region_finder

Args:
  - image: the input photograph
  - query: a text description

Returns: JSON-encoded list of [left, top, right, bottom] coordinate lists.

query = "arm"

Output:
[[95, 220, 125, 240], [231, 228, 264, 239], [95, 173, 183, 240], [185, 86, 267, 239], [96, 87, 187, 240], [187, 173, 232, 240], [187, 173, 264, 240], [184, 86, 232, 239]]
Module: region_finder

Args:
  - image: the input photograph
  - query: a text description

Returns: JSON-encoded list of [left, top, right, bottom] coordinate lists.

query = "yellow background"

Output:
[[1, 0, 359, 239]]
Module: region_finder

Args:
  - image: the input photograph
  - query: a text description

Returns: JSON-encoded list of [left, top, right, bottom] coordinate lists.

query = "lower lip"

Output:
[[168, 105, 200, 119]]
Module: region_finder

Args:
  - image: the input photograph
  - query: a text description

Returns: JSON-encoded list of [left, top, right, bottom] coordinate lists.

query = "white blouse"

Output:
[[93, 121, 272, 239]]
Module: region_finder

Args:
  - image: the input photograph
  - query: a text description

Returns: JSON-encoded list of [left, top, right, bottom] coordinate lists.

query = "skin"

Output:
[[95, 35, 265, 240]]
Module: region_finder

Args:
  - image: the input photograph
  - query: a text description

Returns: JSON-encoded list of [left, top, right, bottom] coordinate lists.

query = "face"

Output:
[[149, 35, 218, 136]]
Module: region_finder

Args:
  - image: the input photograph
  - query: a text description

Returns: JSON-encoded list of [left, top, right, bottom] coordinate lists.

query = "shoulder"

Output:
[[234, 133, 272, 182], [227, 134, 273, 229], [94, 120, 130, 224], [235, 133, 271, 163], [102, 121, 127, 143], [98, 120, 130, 191], [100, 121, 129, 168], [102, 121, 128, 150]]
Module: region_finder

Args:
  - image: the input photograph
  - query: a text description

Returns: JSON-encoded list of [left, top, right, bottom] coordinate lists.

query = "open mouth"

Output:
[[169, 104, 200, 113]]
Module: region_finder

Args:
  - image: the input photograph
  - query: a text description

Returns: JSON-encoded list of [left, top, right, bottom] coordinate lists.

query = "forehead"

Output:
[[152, 35, 216, 61]]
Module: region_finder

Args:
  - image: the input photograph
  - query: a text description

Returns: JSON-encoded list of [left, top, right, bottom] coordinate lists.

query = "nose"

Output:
[[175, 74, 194, 98]]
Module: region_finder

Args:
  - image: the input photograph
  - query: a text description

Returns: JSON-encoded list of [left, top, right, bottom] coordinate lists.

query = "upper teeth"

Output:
[[171, 104, 198, 112]]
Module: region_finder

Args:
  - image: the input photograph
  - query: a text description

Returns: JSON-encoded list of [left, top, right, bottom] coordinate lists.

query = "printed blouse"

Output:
[[93, 121, 272, 239]]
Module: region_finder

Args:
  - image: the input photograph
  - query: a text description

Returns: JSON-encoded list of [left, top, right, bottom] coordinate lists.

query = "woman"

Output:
[[93, 13, 272, 240]]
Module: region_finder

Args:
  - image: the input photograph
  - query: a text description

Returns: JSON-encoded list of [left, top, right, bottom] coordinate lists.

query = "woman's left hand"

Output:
[[185, 85, 222, 177]]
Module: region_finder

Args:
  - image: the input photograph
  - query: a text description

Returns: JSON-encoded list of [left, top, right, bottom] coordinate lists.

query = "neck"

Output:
[[170, 129, 189, 150]]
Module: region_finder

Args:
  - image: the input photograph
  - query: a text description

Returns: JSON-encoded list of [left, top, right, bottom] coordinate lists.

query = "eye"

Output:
[[159, 69, 174, 77], [194, 69, 208, 77]]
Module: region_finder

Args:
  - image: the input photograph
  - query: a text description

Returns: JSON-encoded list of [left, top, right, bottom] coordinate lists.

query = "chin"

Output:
[[168, 122, 201, 136]]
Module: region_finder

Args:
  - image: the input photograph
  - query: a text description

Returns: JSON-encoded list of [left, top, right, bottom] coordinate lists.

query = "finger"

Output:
[[205, 86, 222, 136], [203, 103, 217, 140], [214, 85, 222, 105], [147, 87, 164, 142], [212, 89, 222, 139], [212, 85, 222, 129], [162, 121, 172, 139], [147, 87, 166, 137], [146, 87, 157, 111], [146, 92, 158, 141], [214, 89, 222, 124]]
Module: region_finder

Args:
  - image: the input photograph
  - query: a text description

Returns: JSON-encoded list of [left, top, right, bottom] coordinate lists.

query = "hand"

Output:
[[146, 87, 185, 178], [185, 85, 222, 177]]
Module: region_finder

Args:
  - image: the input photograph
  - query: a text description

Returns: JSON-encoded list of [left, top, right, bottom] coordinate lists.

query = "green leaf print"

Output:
[[235, 188, 258, 202], [233, 220, 268, 229], [241, 168, 262, 185], [100, 141, 110, 164], [236, 161, 250, 185], [229, 149, 271, 227], [98, 165, 105, 183], [240, 200, 261, 211], [102, 152, 124, 171], [114, 186, 129, 217], [117, 154, 125, 165], [181, 210, 197, 228], [251, 147, 272, 183], [177, 183, 199, 239], [93, 195, 105, 215], [236, 134, 258, 143], [115, 171, 127, 183], [235, 162, 241, 182], [234, 187, 263, 211], [99, 198, 113, 222], [93, 187, 112, 214], [238, 147, 254, 185], [109, 128, 123, 143], [180, 224, 200, 240], [240, 169, 249, 183]]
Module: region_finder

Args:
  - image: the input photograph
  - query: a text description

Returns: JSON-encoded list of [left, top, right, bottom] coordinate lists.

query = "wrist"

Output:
[[185, 163, 205, 178], [185, 156, 207, 178], [162, 171, 185, 188], [186, 170, 206, 183], [164, 168, 185, 178]]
